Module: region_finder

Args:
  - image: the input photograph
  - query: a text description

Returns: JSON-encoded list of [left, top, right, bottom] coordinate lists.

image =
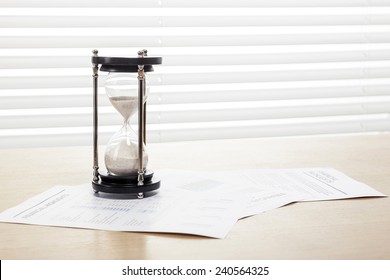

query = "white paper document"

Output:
[[207, 168, 386, 202], [0, 184, 242, 238], [158, 169, 307, 218], [0, 168, 385, 238]]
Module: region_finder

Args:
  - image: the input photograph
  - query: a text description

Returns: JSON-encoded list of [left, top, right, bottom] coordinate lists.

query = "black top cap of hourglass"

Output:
[[92, 56, 162, 73], [100, 64, 154, 73]]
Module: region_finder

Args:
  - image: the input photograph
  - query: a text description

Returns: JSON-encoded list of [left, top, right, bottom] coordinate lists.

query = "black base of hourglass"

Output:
[[92, 170, 160, 196]]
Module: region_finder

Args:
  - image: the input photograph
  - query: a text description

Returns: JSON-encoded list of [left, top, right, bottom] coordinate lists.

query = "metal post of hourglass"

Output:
[[90, 50, 162, 197], [137, 50, 146, 199], [92, 49, 99, 187]]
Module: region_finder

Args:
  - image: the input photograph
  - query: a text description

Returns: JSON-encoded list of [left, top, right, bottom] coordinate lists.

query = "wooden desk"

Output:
[[1, 134, 389, 259]]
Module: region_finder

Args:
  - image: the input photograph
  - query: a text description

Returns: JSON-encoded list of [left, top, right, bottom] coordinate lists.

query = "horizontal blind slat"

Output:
[[0, 72, 390, 89], [2, 49, 390, 68], [158, 116, 390, 142], [162, 0, 390, 8], [1, 67, 390, 89], [2, 96, 390, 128], [3, 15, 390, 28], [157, 82, 390, 104], [0, 0, 162, 8], [2, 0, 389, 8], [2, 26, 390, 36], [2, 80, 390, 109], [3, 33, 390, 48], [2, 43, 389, 55]]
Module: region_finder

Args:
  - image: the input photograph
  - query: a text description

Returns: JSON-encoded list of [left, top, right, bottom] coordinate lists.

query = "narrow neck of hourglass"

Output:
[[122, 117, 134, 134], [120, 118, 137, 141], [123, 117, 131, 126]]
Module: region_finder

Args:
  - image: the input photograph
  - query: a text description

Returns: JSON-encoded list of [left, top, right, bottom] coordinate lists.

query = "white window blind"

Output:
[[1, 0, 390, 148]]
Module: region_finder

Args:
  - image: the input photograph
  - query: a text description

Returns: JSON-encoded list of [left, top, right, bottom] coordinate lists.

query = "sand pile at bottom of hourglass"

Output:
[[105, 139, 148, 176]]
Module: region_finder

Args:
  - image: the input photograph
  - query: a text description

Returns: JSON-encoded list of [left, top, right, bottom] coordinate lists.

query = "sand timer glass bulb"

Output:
[[104, 72, 149, 176]]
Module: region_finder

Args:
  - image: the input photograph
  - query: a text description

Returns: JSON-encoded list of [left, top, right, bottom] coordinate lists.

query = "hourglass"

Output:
[[91, 49, 162, 198]]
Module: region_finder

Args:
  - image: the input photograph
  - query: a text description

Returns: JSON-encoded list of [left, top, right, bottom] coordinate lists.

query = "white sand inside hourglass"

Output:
[[105, 140, 148, 175], [105, 95, 148, 176], [108, 96, 138, 121]]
